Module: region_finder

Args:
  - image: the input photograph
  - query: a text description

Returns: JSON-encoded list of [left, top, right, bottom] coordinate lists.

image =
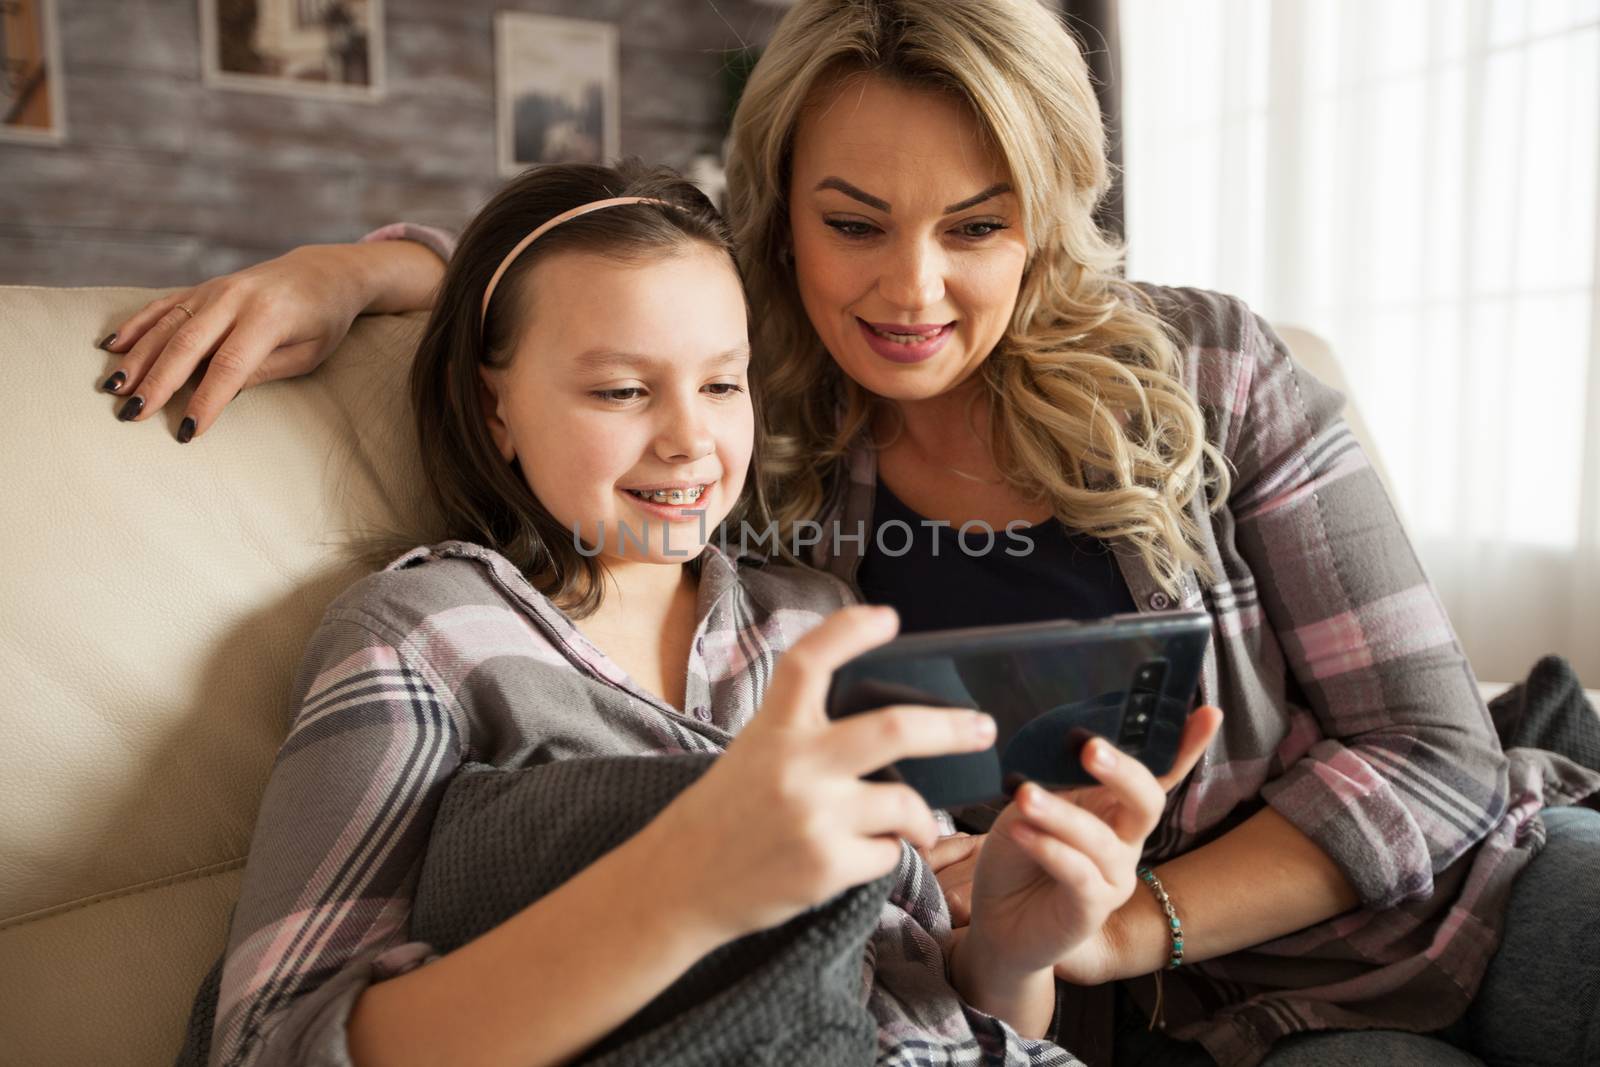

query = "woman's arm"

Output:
[[1062, 306, 1498, 984], [99, 229, 449, 440]]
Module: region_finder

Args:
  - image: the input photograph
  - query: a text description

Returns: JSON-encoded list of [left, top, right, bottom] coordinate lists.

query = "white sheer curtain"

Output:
[[1121, 0, 1600, 686]]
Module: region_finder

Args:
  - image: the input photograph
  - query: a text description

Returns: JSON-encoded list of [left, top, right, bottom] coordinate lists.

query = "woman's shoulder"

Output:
[[1120, 280, 1276, 358]]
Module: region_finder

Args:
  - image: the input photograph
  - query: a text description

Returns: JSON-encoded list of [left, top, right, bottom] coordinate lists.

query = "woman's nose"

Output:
[[878, 236, 946, 311]]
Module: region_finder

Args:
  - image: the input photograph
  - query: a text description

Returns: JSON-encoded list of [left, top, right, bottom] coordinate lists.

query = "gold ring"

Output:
[[174, 303, 195, 319]]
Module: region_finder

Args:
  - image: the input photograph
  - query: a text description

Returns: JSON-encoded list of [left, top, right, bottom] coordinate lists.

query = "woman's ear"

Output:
[[478, 365, 518, 463]]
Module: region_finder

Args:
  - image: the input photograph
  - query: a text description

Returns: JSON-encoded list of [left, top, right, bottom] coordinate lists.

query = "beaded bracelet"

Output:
[[1137, 866, 1185, 969], [1137, 866, 1184, 1030]]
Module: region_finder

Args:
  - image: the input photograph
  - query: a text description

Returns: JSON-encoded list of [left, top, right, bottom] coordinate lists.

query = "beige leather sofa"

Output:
[[0, 287, 1588, 1067]]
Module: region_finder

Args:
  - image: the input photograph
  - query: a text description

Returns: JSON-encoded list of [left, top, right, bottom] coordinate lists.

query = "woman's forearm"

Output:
[[347, 823, 728, 1067], [328, 240, 446, 316], [1103, 805, 1360, 980]]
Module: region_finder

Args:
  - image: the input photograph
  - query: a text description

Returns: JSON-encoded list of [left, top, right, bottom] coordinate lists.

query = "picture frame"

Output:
[[1, 0, 65, 144], [495, 11, 619, 177], [199, 0, 385, 101]]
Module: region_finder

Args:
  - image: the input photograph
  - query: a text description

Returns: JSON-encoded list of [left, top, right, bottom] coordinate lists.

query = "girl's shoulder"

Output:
[[320, 540, 538, 646]]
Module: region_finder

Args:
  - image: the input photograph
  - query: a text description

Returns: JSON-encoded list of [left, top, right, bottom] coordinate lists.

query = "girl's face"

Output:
[[480, 245, 754, 566], [787, 74, 1030, 403]]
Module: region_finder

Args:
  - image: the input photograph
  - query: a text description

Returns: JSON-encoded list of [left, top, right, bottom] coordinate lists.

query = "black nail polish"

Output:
[[101, 370, 126, 393], [118, 395, 144, 421], [177, 417, 196, 444], [97, 332, 118, 350]]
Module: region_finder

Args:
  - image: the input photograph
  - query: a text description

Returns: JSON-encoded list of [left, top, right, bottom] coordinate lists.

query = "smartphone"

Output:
[[825, 610, 1212, 809]]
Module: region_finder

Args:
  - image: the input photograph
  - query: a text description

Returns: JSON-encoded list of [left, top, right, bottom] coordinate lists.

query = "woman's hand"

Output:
[[639, 605, 999, 945], [949, 706, 1222, 989], [96, 240, 437, 441]]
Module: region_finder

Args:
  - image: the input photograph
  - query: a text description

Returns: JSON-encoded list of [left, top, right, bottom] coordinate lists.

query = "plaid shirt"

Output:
[[211, 541, 1081, 1066], [809, 283, 1600, 1066]]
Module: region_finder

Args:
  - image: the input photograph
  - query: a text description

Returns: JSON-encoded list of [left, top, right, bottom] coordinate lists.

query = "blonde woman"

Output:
[[97, 2, 1600, 1065]]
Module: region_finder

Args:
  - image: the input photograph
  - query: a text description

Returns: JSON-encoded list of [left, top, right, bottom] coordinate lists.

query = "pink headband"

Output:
[[479, 196, 675, 329]]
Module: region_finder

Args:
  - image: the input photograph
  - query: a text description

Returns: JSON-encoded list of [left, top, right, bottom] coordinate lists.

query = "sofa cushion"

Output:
[[0, 285, 439, 1066]]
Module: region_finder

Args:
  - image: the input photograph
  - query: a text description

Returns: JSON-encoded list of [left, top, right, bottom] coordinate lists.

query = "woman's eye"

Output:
[[824, 219, 877, 239], [593, 387, 645, 403], [704, 382, 745, 397], [956, 221, 1008, 239]]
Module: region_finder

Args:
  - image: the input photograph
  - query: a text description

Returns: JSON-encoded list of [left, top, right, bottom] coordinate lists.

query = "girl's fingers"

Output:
[[934, 850, 979, 926], [849, 781, 941, 851], [101, 291, 187, 355], [817, 703, 995, 778], [180, 319, 289, 441], [1079, 738, 1168, 844], [1013, 780, 1128, 883], [760, 605, 900, 727], [1155, 704, 1223, 792]]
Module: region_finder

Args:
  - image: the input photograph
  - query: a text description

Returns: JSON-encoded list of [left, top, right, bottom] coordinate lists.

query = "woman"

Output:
[[96, 2, 1600, 1064]]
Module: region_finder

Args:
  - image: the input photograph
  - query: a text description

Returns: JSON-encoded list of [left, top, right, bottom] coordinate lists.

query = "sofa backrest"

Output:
[[0, 285, 440, 1067]]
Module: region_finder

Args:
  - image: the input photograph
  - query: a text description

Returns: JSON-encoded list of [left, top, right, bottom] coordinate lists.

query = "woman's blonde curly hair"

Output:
[[725, 0, 1228, 593]]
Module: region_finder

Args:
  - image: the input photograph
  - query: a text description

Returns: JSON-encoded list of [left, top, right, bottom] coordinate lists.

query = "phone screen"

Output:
[[826, 611, 1211, 808]]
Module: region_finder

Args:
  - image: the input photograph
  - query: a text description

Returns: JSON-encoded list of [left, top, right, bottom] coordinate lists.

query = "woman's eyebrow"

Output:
[[813, 177, 1014, 215]]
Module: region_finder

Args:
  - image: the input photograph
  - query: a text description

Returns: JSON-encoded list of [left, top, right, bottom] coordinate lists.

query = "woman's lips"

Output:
[[856, 318, 954, 364]]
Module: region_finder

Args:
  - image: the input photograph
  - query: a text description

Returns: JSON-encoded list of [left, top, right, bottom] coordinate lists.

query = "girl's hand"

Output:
[[638, 605, 999, 945], [956, 706, 1222, 987], [96, 244, 380, 440]]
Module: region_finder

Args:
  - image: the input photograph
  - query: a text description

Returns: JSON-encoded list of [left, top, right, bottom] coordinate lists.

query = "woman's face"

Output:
[[480, 245, 754, 566], [787, 74, 1030, 403]]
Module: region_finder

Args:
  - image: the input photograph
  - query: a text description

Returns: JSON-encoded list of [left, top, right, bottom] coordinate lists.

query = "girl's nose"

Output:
[[655, 397, 714, 463], [878, 236, 946, 311]]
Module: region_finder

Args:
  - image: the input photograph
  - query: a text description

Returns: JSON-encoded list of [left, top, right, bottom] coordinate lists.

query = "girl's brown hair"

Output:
[[406, 159, 761, 617]]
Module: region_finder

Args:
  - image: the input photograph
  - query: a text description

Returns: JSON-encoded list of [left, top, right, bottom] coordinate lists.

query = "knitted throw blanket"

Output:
[[410, 754, 889, 1066]]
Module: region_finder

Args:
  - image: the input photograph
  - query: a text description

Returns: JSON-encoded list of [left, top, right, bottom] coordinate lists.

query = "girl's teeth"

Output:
[[631, 485, 705, 504]]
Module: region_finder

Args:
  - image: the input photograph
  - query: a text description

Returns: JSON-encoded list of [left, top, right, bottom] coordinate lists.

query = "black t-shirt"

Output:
[[855, 479, 1137, 634]]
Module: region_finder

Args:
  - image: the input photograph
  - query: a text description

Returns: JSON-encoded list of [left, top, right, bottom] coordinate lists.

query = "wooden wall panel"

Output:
[[1, 0, 786, 287]]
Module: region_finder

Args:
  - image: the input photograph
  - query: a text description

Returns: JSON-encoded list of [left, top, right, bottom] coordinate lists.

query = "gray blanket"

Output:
[[411, 753, 890, 1065]]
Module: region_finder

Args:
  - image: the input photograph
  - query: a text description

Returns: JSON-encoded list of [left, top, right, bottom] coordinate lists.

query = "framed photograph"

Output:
[[1, 0, 65, 144], [496, 12, 619, 177], [200, 0, 384, 100]]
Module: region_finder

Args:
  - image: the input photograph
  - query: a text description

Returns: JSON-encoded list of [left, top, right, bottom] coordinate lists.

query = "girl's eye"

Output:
[[593, 387, 645, 403], [824, 218, 878, 239], [704, 382, 745, 397], [955, 221, 1008, 239]]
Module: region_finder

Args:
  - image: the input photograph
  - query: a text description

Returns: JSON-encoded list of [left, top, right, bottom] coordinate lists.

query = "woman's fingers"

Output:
[[109, 301, 228, 419], [99, 291, 188, 356], [179, 318, 291, 440], [817, 703, 995, 777], [1155, 704, 1223, 792], [1004, 817, 1105, 897], [1078, 738, 1168, 844], [1012, 780, 1127, 883], [920, 831, 981, 874], [931, 846, 980, 927]]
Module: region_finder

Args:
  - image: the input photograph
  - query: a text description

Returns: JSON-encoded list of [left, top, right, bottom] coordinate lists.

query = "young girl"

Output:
[[197, 161, 1187, 1067]]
